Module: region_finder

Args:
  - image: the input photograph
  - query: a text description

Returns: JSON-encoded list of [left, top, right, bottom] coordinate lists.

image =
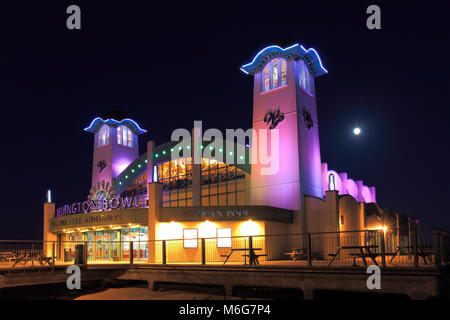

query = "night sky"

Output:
[[1, 2, 449, 239]]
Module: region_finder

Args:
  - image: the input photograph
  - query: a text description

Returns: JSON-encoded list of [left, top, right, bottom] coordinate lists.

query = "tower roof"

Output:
[[240, 43, 328, 77], [84, 117, 147, 135]]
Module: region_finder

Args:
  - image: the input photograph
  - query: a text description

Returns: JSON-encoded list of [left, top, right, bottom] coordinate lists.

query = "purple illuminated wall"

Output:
[[248, 56, 324, 211], [90, 125, 139, 196], [321, 162, 376, 203]]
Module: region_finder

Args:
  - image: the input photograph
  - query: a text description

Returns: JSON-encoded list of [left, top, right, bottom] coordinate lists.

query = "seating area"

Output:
[[0, 250, 53, 268]]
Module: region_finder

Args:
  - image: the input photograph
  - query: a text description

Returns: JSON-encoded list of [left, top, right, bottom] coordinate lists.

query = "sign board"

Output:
[[159, 206, 293, 223]]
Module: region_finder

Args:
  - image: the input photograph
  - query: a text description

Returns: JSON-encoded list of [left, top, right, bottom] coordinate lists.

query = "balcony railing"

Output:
[[0, 228, 448, 270]]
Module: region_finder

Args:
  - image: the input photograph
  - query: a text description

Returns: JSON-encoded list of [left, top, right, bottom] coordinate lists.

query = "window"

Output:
[[261, 58, 287, 92], [117, 125, 133, 147], [183, 228, 198, 248], [98, 125, 110, 146], [328, 173, 336, 191], [217, 228, 232, 248], [299, 60, 312, 94], [264, 66, 270, 91]]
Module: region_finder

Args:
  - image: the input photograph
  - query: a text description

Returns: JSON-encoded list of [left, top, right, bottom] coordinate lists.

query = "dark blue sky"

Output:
[[1, 1, 449, 239]]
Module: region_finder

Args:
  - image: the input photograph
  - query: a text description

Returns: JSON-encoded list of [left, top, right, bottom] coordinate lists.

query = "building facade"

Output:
[[44, 43, 404, 263]]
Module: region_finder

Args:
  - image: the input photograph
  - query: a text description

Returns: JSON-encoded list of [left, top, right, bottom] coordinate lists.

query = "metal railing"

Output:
[[1, 228, 448, 270]]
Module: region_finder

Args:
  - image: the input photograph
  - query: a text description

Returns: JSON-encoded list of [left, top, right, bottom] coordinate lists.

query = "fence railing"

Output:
[[0, 228, 448, 270]]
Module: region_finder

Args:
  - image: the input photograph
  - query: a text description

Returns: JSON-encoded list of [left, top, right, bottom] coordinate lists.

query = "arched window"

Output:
[[299, 60, 313, 94], [98, 125, 109, 147], [117, 125, 133, 147], [328, 173, 336, 191], [262, 58, 287, 92]]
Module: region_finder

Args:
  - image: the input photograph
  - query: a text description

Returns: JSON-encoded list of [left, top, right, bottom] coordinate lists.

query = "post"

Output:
[[191, 128, 201, 206], [440, 233, 446, 265], [307, 233, 312, 267], [162, 240, 167, 265], [201, 238, 206, 265], [412, 228, 419, 269], [130, 241, 134, 264], [432, 229, 441, 267], [248, 236, 254, 265], [380, 230, 386, 267], [84, 241, 88, 265], [52, 241, 55, 269]]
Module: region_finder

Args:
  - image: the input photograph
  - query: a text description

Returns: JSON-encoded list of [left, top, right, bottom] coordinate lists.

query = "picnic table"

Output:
[[328, 245, 379, 266], [0, 252, 16, 263], [221, 248, 266, 265], [389, 245, 434, 264], [12, 251, 53, 267], [284, 248, 306, 261]]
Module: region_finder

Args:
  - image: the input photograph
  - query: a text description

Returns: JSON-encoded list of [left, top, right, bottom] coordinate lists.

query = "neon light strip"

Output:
[[240, 44, 300, 69], [300, 45, 328, 74], [84, 117, 147, 133], [240, 43, 327, 75]]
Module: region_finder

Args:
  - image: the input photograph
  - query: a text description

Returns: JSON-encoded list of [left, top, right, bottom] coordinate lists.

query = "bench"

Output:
[[284, 248, 306, 261]]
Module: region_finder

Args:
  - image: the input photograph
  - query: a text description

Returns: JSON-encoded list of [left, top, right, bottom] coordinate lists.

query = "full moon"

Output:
[[353, 127, 361, 135]]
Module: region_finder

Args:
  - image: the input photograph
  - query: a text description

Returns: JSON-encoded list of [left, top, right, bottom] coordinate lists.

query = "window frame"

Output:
[[98, 124, 110, 147], [261, 58, 287, 93], [117, 125, 133, 148]]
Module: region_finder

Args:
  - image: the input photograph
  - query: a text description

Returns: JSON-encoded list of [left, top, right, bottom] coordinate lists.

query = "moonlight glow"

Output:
[[353, 127, 361, 135]]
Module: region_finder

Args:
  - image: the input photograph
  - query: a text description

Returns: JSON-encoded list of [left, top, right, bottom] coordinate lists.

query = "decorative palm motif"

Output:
[[97, 160, 107, 173], [302, 108, 314, 129], [264, 108, 285, 129], [88, 179, 114, 201]]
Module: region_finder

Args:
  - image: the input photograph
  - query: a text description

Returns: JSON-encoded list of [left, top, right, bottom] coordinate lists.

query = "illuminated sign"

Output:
[[56, 196, 140, 217]]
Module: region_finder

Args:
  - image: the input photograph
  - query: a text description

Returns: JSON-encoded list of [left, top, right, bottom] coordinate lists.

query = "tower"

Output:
[[84, 115, 146, 200], [241, 44, 327, 211]]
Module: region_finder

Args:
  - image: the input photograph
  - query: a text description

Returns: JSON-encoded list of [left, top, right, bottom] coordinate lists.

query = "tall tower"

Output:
[[84, 115, 146, 200], [241, 44, 327, 211]]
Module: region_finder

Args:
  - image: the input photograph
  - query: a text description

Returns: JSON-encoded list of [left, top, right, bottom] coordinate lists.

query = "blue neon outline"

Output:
[[84, 117, 147, 134], [240, 43, 327, 76], [301, 46, 328, 74]]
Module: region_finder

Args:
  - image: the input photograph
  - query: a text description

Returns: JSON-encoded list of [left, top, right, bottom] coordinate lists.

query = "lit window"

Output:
[[261, 58, 287, 92], [127, 127, 132, 147], [328, 173, 336, 191], [263, 65, 270, 91], [299, 60, 313, 94], [98, 125, 109, 146], [183, 228, 198, 248], [117, 125, 133, 147], [281, 59, 287, 86], [217, 228, 232, 248], [272, 63, 278, 87]]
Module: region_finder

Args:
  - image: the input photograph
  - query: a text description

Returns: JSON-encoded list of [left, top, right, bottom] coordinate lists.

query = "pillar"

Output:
[[43, 202, 57, 257], [148, 182, 162, 263], [191, 127, 201, 206], [147, 141, 155, 183]]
